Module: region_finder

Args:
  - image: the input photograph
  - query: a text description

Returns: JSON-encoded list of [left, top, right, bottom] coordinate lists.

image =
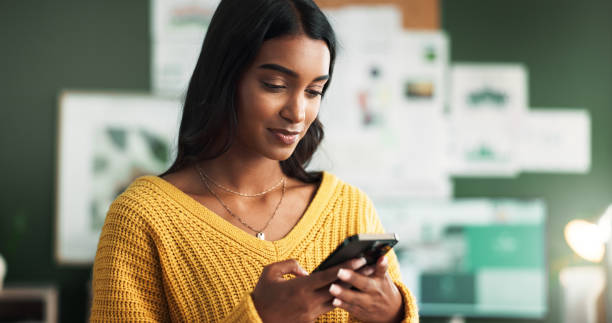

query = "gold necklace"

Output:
[[198, 165, 284, 197], [196, 165, 285, 240]]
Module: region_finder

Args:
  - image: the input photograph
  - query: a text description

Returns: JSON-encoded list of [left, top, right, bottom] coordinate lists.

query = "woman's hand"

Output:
[[328, 256, 404, 323], [251, 257, 367, 323]]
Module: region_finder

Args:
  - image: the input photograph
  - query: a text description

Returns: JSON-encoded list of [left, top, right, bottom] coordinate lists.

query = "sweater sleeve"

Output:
[[90, 199, 170, 322], [352, 194, 420, 323], [218, 292, 263, 323]]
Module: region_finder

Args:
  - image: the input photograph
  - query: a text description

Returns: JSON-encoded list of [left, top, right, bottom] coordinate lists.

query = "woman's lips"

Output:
[[269, 128, 300, 145]]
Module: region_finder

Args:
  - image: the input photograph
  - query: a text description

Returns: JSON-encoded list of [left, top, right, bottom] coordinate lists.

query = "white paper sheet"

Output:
[[446, 114, 521, 177], [151, 0, 219, 41], [324, 5, 402, 56], [393, 31, 449, 112], [151, 0, 220, 96], [519, 109, 591, 173], [451, 64, 528, 117], [448, 64, 528, 177]]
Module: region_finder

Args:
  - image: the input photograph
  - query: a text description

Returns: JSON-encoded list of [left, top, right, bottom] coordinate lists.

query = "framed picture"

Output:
[[55, 91, 181, 265]]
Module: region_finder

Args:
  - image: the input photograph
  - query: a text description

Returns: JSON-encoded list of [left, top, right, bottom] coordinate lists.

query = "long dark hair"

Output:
[[162, 0, 337, 183]]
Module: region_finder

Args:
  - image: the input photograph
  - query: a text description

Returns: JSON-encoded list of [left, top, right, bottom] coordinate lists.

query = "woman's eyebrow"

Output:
[[258, 63, 329, 82]]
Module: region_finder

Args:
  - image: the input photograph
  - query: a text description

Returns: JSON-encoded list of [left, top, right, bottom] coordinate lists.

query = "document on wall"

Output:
[[324, 5, 403, 57], [312, 105, 453, 199], [450, 63, 528, 117], [151, 0, 220, 96], [392, 31, 449, 113], [152, 39, 202, 97], [447, 64, 528, 177], [311, 7, 451, 198], [519, 109, 591, 173]]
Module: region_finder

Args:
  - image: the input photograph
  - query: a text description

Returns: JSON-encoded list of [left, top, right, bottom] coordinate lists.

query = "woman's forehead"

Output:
[[251, 35, 330, 78]]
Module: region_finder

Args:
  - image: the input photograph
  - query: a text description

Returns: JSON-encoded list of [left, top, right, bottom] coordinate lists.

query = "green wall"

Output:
[[442, 0, 612, 322], [0, 0, 610, 322], [0, 1, 149, 322]]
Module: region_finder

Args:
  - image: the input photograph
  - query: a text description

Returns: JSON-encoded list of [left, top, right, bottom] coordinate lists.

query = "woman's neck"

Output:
[[198, 150, 285, 195]]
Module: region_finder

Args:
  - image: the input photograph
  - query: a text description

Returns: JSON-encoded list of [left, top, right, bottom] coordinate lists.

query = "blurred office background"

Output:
[[1, 0, 611, 322]]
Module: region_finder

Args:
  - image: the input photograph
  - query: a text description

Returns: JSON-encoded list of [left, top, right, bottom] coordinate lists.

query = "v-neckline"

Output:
[[143, 171, 338, 257]]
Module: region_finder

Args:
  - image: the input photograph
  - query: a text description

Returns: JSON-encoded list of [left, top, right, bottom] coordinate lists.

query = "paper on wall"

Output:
[[151, 0, 219, 41], [311, 7, 451, 198], [446, 114, 520, 177], [447, 64, 528, 177], [450, 64, 528, 117], [392, 31, 449, 113], [519, 109, 591, 173], [152, 39, 202, 97], [312, 105, 452, 199], [324, 5, 402, 57], [151, 0, 220, 96]]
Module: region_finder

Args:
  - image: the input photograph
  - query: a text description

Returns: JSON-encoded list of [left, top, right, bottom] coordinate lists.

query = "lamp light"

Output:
[[564, 219, 606, 262], [560, 205, 612, 323], [564, 205, 612, 263]]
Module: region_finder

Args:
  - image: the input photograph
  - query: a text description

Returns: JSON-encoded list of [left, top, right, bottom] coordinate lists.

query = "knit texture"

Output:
[[90, 172, 419, 322]]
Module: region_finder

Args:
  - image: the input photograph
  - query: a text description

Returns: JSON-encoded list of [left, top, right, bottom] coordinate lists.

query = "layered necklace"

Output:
[[195, 164, 285, 240]]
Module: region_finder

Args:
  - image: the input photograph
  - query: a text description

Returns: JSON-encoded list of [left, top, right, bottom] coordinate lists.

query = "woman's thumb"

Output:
[[266, 259, 309, 279]]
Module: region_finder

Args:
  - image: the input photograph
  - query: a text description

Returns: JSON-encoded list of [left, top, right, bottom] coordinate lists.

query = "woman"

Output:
[[90, 0, 418, 322]]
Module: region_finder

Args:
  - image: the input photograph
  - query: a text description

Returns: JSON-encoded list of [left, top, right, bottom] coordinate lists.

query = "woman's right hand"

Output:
[[251, 257, 367, 323]]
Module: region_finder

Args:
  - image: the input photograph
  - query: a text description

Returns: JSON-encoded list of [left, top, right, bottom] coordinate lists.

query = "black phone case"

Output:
[[312, 234, 398, 272]]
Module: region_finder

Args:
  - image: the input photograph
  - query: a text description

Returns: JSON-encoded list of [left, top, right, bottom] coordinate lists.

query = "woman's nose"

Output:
[[280, 92, 307, 123]]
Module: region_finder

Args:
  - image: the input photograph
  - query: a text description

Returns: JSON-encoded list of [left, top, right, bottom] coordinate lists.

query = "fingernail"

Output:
[[301, 268, 309, 276], [364, 268, 375, 276], [354, 257, 366, 268], [332, 298, 342, 307], [381, 256, 388, 266], [329, 283, 341, 295], [337, 268, 350, 280]]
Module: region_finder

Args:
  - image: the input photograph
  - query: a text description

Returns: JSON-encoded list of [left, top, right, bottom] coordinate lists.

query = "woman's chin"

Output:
[[265, 147, 298, 162]]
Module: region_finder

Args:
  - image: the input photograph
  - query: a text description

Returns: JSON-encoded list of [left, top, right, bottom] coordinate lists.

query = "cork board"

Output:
[[315, 0, 439, 30]]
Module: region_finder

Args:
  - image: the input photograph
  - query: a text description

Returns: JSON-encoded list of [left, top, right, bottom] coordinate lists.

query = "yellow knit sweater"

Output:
[[90, 171, 419, 322]]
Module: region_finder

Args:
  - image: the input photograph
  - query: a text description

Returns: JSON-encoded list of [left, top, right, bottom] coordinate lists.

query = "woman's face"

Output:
[[234, 34, 331, 161]]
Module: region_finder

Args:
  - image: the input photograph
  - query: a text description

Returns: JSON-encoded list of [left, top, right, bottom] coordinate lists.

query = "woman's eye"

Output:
[[262, 82, 286, 90], [306, 89, 323, 98]]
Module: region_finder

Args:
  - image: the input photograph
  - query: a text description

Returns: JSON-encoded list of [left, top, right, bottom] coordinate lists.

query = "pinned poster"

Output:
[[447, 64, 528, 177], [450, 64, 528, 117], [312, 106, 452, 199], [152, 38, 202, 97], [519, 109, 591, 173], [151, 0, 219, 41], [446, 115, 520, 177], [313, 7, 451, 197], [151, 0, 220, 96], [393, 31, 449, 112], [324, 5, 403, 56]]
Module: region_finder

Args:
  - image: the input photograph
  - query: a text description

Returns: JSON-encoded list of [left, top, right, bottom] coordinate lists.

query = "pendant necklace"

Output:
[[195, 164, 285, 240]]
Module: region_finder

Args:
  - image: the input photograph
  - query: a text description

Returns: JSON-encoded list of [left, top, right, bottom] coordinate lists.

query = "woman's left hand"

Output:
[[328, 256, 403, 323]]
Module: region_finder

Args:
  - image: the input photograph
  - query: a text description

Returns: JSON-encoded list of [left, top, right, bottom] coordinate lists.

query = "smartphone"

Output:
[[312, 233, 398, 273]]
